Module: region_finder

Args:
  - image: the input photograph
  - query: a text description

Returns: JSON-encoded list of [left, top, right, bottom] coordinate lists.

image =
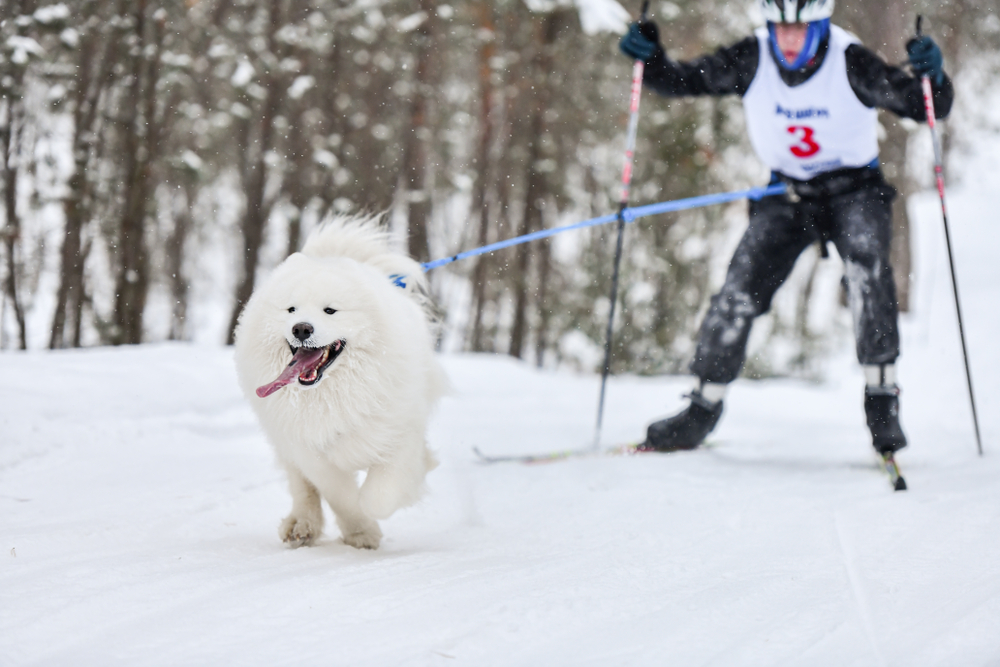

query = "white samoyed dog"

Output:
[[234, 216, 447, 550]]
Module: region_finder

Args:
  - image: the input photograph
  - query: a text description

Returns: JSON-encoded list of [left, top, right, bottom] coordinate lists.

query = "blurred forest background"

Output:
[[1, 0, 998, 379]]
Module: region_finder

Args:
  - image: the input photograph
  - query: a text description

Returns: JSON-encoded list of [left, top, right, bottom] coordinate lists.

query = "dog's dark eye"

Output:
[[287, 307, 296, 313], [324, 307, 336, 315]]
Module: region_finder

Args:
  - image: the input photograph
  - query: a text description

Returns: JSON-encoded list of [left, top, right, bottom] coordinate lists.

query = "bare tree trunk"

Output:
[[509, 13, 558, 359], [225, 0, 284, 344], [71, 237, 92, 348], [400, 0, 435, 263], [0, 0, 33, 349], [51, 13, 115, 349], [507, 139, 542, 358], [111, 0, 159, 345], [884, 120, 913, 313], [467, 0, 498, 352], [282, 1, 315, 258], [533, 209, 553, 368], [1, 98, 27, 350], [225, 116, 277, 343], [167, 179, 196, 340], [285, 196, 304, 258], [50, 167, 84, 348], [474, 165, 514, 354], [284, 113, 310, 257], [875, 4, 914, 313]]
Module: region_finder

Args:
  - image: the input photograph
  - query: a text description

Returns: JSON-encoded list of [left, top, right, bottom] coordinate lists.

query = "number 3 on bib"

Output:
[[787, 125, 820, 158]]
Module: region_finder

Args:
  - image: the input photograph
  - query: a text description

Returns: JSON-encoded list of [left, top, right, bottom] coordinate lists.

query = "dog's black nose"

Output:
[[292, 322, 314, 341]]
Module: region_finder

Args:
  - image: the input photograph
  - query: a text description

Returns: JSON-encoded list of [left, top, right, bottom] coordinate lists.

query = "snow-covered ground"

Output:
[[2, 184, 998, 666]]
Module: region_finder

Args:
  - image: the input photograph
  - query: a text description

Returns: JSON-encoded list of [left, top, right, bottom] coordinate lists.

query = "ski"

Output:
[[473, 443, 642, 465], [477, 446, 906, 493], [881, 452, 907, 491]]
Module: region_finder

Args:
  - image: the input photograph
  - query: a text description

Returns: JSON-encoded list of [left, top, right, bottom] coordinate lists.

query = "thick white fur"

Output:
[[234, 216, 447, 550]]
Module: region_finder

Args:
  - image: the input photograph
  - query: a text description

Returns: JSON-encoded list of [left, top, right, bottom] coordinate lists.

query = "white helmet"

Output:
[[759, 0, 834, 23]]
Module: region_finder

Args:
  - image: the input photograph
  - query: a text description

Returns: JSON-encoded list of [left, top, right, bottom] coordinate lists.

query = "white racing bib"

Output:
[[743, 25, 878, 181]]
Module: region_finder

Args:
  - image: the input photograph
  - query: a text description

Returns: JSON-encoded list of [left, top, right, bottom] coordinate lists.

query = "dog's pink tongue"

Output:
[[256, 348, 326, 398]]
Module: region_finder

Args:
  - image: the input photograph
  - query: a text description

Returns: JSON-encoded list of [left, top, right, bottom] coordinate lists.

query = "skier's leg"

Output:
[[643, 194, 813, 451], [690, 194, 815, 384], [829, 182, 900, 367], [641, 385, 725, 452], [862, 363, 907, 452], [829, 181, 906, 453]]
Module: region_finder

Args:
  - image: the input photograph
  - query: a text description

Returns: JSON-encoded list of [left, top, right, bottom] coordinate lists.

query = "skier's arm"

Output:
[[845, 44, 954, 120], [642, 37, 759, 97]]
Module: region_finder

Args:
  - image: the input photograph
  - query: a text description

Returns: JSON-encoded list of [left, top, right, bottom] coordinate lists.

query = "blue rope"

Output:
[[421, 183, 787, 272]]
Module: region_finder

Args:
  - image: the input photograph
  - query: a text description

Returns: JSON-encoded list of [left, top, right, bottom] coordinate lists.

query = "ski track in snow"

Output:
[[2, 191, 1000, 665], [833, 513, 886, 667]]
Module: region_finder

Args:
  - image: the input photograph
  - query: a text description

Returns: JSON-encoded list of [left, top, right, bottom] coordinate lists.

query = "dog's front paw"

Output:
[[279, 514, 321, 547], [341, 523, 382, 550]]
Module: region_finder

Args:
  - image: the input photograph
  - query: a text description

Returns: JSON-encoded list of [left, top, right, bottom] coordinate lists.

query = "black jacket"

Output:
[[642, 32, 953, 121]]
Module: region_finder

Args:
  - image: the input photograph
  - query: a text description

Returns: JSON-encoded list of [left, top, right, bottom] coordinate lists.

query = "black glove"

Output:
[[906, 35, 944, 85], [619, 20, 661, 62]]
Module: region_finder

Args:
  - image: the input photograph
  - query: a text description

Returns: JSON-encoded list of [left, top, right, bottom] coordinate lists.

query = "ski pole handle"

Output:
[[619, 0, 650, 208], [620, 63, 643, 207], [920, 77, 945, 196], [915, 16, 944, 197]]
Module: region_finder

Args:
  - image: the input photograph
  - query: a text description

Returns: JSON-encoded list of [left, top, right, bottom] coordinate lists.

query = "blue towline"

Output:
[[421, 183, 787, 272]]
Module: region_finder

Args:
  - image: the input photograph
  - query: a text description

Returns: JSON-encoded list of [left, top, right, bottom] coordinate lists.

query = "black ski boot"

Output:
[[865, 386, 907, 454], [640, 391, 723, 452]]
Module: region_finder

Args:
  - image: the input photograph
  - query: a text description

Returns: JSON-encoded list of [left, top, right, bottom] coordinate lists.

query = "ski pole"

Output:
[[595, 0, 649, 449], [916, 16, 983, 456]]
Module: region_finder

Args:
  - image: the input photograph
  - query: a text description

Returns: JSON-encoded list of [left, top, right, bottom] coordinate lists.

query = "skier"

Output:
[[618, 0, 953, 453]]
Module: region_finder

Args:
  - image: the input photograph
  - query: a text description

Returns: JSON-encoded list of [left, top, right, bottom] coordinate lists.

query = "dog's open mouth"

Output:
[[255, 340, 346, 398]]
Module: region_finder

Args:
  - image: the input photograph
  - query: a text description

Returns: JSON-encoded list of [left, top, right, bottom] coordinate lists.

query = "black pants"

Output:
[[690, 169, 900, 384]]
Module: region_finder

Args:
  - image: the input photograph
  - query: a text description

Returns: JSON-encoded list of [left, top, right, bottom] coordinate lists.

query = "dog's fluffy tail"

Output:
[[301, 214, 429, 298]]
